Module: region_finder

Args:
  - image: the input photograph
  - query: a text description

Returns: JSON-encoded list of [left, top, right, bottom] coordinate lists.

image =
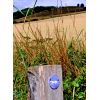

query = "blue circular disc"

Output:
[[48, 74, 60, 90]]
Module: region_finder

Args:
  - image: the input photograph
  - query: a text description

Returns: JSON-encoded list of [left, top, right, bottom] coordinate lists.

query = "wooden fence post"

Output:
[[27, 65, 63, 100]]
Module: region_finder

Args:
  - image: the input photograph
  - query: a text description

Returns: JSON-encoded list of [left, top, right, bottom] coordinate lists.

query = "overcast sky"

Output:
[[13, 0, 86, 11]]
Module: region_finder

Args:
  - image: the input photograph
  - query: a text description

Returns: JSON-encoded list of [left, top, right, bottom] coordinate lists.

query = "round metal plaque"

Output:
[[48, 74, 60, 90]]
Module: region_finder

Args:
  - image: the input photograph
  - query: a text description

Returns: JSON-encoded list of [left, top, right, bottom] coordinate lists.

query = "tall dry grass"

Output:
[[13, 2, 86, 99], [13, 17, 85, 77]]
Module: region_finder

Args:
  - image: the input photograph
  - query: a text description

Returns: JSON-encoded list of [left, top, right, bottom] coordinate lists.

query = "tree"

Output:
[[77, 4, 80, 7], [80, 3, 84, 7]]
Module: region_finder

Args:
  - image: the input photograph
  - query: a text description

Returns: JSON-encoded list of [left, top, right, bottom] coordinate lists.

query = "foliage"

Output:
[[31, 51, 52, 66], [13, 38, 86, 99], [63, 42, 86, 100], [67, 41, 86, 68], [63, 67, 86, 100], [80, 3, 85, 8]]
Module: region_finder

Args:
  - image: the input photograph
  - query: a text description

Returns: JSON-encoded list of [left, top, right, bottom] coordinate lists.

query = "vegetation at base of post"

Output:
[[13, 31, 86, 99]]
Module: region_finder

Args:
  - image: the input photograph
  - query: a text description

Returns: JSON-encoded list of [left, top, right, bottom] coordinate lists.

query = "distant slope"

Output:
[[13, 6, 86, 23]]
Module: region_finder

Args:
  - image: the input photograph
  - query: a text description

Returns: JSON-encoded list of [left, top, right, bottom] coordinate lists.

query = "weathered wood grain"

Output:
[[27, 65, 63, 100]]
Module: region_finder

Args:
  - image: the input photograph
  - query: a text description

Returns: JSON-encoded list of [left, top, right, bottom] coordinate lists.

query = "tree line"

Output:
[[13, 5, 86, 19]]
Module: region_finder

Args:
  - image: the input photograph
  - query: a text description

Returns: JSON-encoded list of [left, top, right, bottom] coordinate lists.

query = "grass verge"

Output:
[[13, 24, 86, 99]]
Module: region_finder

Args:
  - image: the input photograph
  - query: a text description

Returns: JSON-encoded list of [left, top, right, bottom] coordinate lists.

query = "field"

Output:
[[14, 12, 85, 41], [13, 12, 86, 100]]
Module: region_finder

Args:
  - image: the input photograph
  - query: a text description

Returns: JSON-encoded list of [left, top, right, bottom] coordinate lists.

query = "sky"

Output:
[[13, 0, 86, 12]]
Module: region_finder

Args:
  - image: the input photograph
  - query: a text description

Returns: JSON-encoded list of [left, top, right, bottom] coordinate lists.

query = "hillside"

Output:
[[13, 6, 86, 23]]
